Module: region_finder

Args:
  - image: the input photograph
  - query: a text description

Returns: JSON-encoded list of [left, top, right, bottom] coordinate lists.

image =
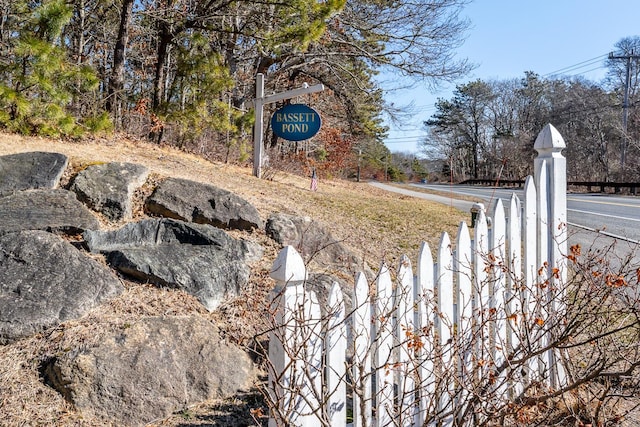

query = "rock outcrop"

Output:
[[0, 151, 68, 195], [0, 150, 365, 426], [39, 316, 254, 427], [266, 212, 368, 277], [0, 151, 264, 425], [84, 218, 262, 311], [70, 161, 149, 221], [145, 177, 263, 231], [0, 230, 124, 344], [0, 189, 100, 234]]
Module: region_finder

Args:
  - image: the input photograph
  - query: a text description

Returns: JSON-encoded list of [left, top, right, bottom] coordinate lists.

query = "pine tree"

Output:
[[0, 0, 103, 137]]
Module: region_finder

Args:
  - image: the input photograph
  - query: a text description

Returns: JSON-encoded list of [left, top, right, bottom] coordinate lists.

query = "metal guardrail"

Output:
[[460, 179, 640, 195]]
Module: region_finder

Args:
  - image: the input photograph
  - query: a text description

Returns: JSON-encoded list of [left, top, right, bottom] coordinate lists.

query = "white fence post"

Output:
[[534, 123, 568, 389]]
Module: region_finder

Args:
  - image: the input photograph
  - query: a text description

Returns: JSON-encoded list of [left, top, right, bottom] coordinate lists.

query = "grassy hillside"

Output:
[[0, 132, 469, 426], [0, 132, 468, 263]]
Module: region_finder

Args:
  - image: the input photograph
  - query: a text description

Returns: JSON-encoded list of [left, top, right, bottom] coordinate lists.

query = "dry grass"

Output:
[[0, 131, 469, 426]]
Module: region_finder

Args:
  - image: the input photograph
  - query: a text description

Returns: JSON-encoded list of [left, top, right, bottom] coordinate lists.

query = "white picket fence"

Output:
[[267, 124, 568, 427]]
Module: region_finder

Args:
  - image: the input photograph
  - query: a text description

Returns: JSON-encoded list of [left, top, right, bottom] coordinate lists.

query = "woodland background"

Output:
[[0, 0, 639, 183]]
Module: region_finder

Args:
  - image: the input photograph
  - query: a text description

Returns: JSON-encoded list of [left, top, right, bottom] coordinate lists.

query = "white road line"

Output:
[[567, 197, 640, 208], [568, 208, 640, 223]]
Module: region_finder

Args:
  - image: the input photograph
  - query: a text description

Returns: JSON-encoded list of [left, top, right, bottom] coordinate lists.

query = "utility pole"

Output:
[[608, 51, 640, 172]]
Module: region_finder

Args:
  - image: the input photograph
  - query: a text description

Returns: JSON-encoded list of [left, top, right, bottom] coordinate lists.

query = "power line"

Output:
[[387, 135, 423, 140], [543, 54, 609, 77], [385, 137, 426, 143], [563, 65, 606, 77]]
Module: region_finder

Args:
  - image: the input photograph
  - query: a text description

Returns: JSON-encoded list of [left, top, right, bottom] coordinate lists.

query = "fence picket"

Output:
[[491, 199, 508, 400], [474, 206, 490, 395], [375, 263, 394, 427], [456, 221, 473, 375], [453, 221, 472, 424], [327, 282, 346, 426], [353, 272, 372, 427], [508, 193, 524, 397], [416, 242, 435, 425], [522, 176, 539, 383], [268, 246, 306, 427], [436, 232, 454, 426], [266, 124, 569, 427], [396, 256, 415, 426]]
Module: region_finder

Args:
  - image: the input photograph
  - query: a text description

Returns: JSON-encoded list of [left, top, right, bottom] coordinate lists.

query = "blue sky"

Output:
[[383, 0, 640, 154]]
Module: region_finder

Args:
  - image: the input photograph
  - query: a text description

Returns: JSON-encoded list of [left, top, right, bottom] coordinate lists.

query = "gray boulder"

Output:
[[70, 162, 149, 221], [0, 189, 100, 235], [307, 273, 353, 316], [84, 218, 262, 311], [40, 315, 254, 427], [266, 213, 367, 277], [0, 151, 68, 196], [145, 177, 263, 231], [0, 230, 124, 344]]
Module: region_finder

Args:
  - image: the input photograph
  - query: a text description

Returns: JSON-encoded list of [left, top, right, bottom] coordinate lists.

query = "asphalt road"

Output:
[[370, 181, 640, 267], [408, 183, 640, 244]]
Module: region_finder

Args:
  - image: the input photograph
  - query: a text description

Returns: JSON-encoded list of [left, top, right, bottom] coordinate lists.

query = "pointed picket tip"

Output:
[[270, 245, 307, 283], [376, 262, 393, 301], [492, 198, 505, 220], [439, 231, 451, 249], [457, 221, 470, 245], [418, 241, 433, 265], [437, 232, 453, 278], [354, 271, 367, 287], [354, 271, 368, 295], [475, 207, 488, 238], [534, 123, 566, 152], [378, 261, 390, 280], [377, 263, 391, 286], [477, 206, 487, 223], [397, 254, 412, 277], [417, 241, 434, 295], [524, 175, 536, 198], [328, 282, 344, 309], [509, 193, 521, 216]]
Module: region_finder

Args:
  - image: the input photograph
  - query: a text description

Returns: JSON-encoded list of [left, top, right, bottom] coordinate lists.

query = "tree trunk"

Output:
[[107, 0, 134, 127], [152, 25, 172, 112], [149, 23, 172, 143]]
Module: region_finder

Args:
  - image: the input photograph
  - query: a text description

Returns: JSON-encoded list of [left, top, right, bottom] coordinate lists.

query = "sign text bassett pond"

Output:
[[271, 104, 321, 141]]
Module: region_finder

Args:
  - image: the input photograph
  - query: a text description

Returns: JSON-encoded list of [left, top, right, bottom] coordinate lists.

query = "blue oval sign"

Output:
[[271, 104, 321, 141]]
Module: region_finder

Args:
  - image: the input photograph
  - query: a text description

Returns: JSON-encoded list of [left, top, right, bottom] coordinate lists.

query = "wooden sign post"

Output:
[[252, 73, 324, 178]]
